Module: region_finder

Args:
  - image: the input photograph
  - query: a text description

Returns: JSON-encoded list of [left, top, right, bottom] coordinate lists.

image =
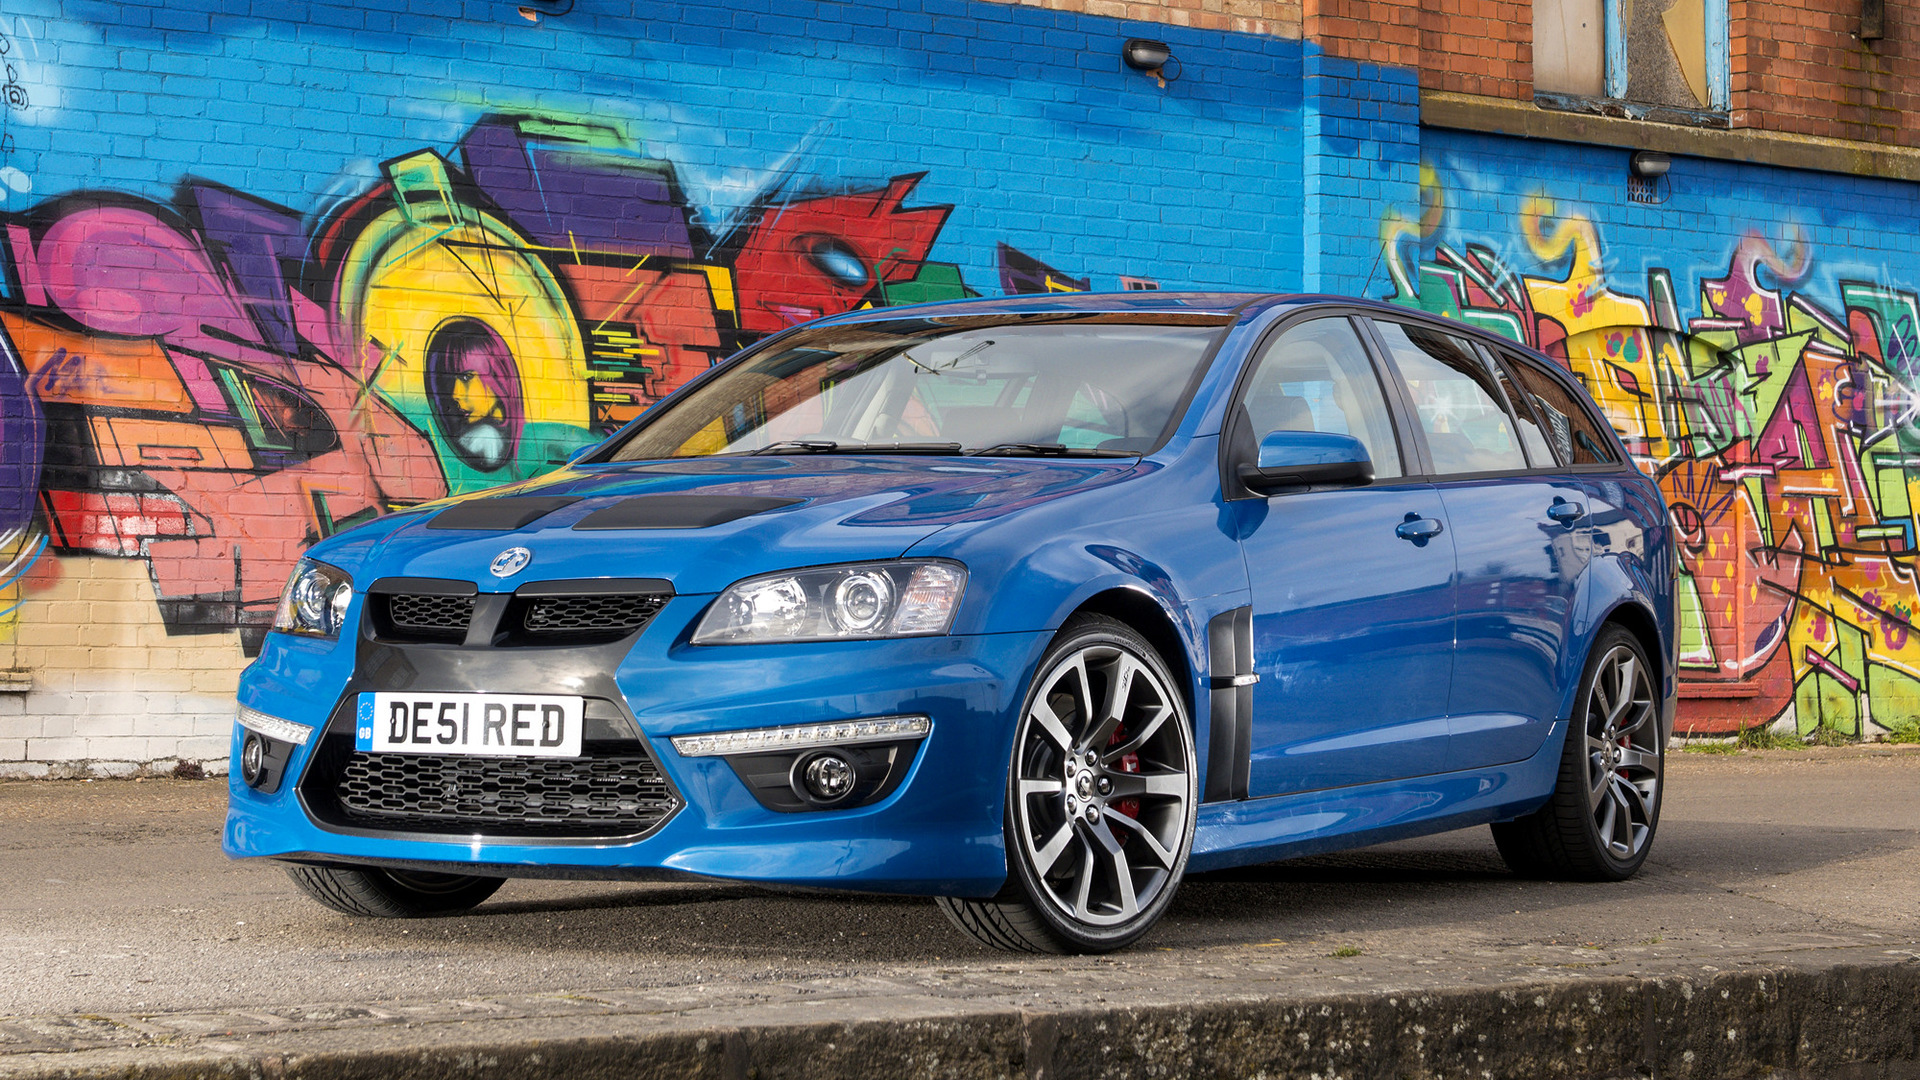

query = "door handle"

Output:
[[1395, 514, 1444, 543], [1547, 499, 1586, 523]]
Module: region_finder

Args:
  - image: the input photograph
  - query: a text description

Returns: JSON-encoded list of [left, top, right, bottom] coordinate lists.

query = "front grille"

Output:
[[522, 594, 665, 637], [332, 746, 678, 837], [386, 593, 475, 635]]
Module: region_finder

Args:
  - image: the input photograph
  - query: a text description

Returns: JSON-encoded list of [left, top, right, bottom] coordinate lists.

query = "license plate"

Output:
[[355, 692, 584, 757]]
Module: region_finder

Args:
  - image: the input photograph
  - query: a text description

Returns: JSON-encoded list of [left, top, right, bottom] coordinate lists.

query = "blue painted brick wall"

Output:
[[1403, 126, 1920, 737], [1, 0, 1308, 294], [1300, 42, 1420, 293]]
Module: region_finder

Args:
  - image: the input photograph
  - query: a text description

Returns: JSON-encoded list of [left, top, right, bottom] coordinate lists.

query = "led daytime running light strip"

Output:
[[671, 715, 931, 757], [237, 704, 315, 746]]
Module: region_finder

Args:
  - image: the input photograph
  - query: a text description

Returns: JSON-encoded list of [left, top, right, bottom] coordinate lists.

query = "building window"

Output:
[[1534, 0, 1728, 116]]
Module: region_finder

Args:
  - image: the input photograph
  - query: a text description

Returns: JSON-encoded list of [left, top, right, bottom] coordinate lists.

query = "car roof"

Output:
[[813, 291, 1286, 322], [809, 291, 1533, 326]]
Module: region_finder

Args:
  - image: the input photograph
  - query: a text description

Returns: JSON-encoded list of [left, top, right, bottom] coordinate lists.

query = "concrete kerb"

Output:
[[4, 962, 1918, 1080]]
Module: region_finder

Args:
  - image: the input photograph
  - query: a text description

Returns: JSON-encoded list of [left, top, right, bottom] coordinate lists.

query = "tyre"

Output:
[[1491, 625, 1663, 881], [286, 864, 505, 918], [939, 614, 1197, 953]]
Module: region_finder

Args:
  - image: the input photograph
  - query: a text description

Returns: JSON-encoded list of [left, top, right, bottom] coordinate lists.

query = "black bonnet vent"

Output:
[[572, 495, 802, 530], [427, 496, 582, 531]]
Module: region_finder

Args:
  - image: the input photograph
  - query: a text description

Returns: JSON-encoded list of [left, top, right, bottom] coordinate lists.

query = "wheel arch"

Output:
[[1067, 586, 1200, 729], [1597, 598, 1670, 743], [1600, 600, 1665, 699]]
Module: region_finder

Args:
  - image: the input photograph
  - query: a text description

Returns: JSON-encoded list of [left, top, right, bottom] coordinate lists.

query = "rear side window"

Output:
[[1487, 352, 1557, 468], [1502, 354, 1620, 466], [1369, 320, 1527, 475]]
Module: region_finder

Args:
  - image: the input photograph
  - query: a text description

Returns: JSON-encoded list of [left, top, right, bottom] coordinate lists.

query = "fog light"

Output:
[[796, 752, 855, 804], [240, 733, 267, 787]]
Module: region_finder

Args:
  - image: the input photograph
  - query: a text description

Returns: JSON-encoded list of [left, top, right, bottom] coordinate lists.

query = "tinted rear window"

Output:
[[1502, 354, 1620, 466]]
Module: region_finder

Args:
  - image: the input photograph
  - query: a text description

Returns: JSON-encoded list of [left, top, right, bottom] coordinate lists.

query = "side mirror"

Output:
[[565, 444, 599, 466], [1238, 430, 1373, 493]]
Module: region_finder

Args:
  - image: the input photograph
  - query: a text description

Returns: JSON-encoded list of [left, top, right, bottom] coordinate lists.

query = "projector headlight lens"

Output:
[[271, 559, 355, 640], [692, 561, 965, 644]]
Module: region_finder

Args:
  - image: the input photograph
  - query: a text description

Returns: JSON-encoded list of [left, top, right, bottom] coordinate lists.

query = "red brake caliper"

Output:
[[1109, 727, 1141, 824]]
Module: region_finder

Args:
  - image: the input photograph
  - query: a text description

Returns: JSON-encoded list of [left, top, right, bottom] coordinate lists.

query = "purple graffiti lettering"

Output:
[[32, 204, 258, 354], [189, 184, 307, 356]]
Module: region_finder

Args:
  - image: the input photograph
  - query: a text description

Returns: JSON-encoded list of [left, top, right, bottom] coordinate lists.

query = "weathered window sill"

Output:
[[1533, 91, 1730, 130], [1421, 89, 1920, 183]]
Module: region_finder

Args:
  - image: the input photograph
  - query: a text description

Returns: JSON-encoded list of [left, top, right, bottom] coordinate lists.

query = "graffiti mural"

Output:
[[1385, 163, 1920, 737], [0, 115, 1129, 653]]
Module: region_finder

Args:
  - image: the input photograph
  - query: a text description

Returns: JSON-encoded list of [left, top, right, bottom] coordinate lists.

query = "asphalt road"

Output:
[[1, 745, 1916, 1021]]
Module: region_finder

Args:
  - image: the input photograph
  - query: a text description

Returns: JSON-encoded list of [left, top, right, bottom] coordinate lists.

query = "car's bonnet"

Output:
[[308, 455, 1145, 595]]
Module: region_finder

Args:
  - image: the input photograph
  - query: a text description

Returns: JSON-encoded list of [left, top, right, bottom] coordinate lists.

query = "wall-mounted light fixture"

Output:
[[515, 0, 574, 24], [1123, 39, 1180, 89], [1629, 151, 1671, 178], [1627, 150, 1672, 205]]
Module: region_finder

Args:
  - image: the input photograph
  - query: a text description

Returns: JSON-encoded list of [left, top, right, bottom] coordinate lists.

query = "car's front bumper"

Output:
[[225, 596, 1048, 898]]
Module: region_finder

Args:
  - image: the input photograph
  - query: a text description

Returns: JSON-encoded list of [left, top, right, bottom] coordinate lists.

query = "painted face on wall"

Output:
[[424, 319, 523, 473]]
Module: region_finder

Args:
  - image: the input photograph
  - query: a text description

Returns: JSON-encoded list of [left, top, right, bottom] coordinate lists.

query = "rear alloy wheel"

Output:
[[1492, 625, 1663, 881], [939, 615, 1196, 953], [286, 864, 505, 918]]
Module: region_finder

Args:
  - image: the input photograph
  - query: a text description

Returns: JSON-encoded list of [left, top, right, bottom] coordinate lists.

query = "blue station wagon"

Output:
[[226, 293, 1676, 953]]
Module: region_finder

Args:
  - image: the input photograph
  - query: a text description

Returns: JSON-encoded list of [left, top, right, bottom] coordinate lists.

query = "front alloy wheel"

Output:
[[939, 614, 1196, 953], [1492, 624, 1663, 880]]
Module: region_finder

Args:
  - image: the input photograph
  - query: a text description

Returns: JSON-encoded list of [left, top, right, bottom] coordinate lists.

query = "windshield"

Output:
[[603, 314, 1231, 461]]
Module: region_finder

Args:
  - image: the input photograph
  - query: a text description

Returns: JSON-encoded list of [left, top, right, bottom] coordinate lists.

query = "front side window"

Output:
[[604, 315, 1229, 461], [1369, 320, 1528, 476], [1239, 318, 1402, 480]]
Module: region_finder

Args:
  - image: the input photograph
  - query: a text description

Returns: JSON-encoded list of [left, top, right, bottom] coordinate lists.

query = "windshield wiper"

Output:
[[748, 440, 964, 456], [967, 443, 1137, 458], [749, 440, 842, 455]]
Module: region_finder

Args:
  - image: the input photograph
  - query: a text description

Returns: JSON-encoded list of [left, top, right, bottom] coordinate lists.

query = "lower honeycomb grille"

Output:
[[331, 747, 679, 837]]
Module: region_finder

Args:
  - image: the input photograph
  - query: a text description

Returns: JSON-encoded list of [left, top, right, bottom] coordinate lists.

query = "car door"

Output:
[[1234, 316, 1456, 797], [1364, 318, 1586, 771]]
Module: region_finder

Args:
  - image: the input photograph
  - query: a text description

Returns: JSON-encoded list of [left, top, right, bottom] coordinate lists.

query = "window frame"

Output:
[[1532, 0, 1729, 114]]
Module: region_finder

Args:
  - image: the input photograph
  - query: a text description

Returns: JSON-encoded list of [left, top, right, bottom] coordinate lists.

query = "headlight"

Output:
[[271, 559, 355, 639], [692, 560, 966, 644]]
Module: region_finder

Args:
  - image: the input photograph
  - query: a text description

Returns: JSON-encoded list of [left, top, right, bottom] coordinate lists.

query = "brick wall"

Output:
[[1301, 0, 1530, 98], [1398, 129, 1920, 736], [996, 0, 1302, 35], [2, 0, 1917, 777], [1416, 0, 1531, 99], [1303, 0, 1420, 67], [0, 0, 1308, 775], [1730, 0, 1920, 147]]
